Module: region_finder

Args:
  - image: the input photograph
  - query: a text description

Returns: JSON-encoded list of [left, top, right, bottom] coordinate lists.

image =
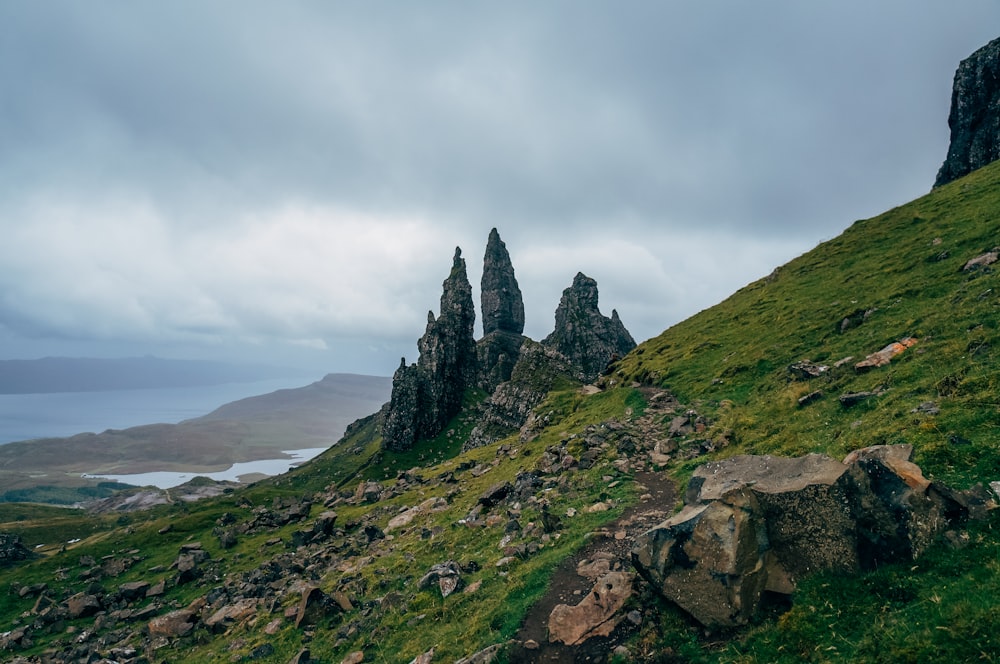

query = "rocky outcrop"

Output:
[[481, 228, 525, 336], [542, 273, 635, 382], [464, 340, 579, 451], [0, 533, 37, 567], [382, 248, 478, 451], [477, 229, 526, 394], [935, 36, 1000, 187], [633, 445, 973, 627]]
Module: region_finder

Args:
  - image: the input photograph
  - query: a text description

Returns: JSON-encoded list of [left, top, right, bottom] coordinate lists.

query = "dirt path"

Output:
[[508, 470, 677, 663]]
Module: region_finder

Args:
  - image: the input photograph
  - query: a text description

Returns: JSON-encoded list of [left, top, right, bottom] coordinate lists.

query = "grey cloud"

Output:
[[1, 2, 999, 372]]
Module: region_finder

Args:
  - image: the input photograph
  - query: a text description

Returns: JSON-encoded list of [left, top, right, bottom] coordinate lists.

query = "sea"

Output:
[[0, 377, 316, 445], [0, 377, 328, 489]]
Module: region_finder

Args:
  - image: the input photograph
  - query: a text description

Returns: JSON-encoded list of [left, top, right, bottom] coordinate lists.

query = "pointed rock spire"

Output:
[[382, 248, 477, 451], [542, 272, 636, 382], [481, 228, 525, 335]]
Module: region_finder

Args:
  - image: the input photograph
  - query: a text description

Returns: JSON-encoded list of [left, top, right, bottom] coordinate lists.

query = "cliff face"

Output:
[[542, 272, 636, 382], [935, 36, 1000, 187]]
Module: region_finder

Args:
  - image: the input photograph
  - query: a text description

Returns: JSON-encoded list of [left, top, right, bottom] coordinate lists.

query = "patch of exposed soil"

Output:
[[509, 470, 677, 663]]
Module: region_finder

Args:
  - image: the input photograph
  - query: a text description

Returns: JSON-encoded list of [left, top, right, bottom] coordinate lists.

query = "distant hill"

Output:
[[0, 356, 312, 394], [0, 373, 391, 501]]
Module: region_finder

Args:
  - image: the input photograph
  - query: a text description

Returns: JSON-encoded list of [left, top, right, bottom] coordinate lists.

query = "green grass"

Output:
[[1, 163, 1000, 661]]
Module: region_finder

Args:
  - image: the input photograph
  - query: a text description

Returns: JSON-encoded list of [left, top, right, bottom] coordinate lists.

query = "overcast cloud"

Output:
[[1, 2, 998, 375]]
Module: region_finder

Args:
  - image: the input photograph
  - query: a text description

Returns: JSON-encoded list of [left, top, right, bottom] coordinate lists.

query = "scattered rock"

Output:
[[839, 391, 880, 407], [962, 249, 1000, 271], [787, 360, 828, 380], [419, 561, 464, 598], [548, 571, 633, 645], [854, 337, 918, 372], [0, 533, 38, 567], [797, 390, 823, 407], [148, 608, 198, 638]]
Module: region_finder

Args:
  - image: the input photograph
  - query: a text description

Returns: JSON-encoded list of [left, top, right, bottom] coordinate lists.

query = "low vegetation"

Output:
[[0, 163, 998, 662]]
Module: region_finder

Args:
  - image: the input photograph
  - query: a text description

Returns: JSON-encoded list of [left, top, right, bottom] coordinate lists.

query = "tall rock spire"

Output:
[[481, 228, 525, 335], [542, 272, 636, 382], [382, 248, 477, 452]]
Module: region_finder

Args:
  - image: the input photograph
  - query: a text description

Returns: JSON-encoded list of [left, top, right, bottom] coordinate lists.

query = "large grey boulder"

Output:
[[633, 446, 970, 628]]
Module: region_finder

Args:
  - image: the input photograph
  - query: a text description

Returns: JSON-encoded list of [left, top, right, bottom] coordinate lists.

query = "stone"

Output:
[[455, 643, 505, 664], [419, 561, 464, 598], [478, 482, 513, 509], [410, 648, 435, 664], [936, 36, 1000, 186], [65, 592, 102, 619], [542, 273, 636, 382], [839, 391, 879, 407], [548, 571, 633, 645], [962, 249, 1000, 271], [341, 653, 365, 664], [118, 581, 151, 602], [294, 586, 338, 629], [148, 609, 198, 638], [787, 360, 828, 380], [205, 598, 259, 633], [854, 338, 917, 372]]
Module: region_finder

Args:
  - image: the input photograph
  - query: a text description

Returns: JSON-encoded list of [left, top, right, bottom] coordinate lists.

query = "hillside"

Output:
[[0, 164, 997, 662]]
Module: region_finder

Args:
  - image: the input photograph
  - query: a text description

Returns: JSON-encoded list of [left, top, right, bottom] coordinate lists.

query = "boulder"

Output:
[[148, 608, 198, 638], [65, 592, 102, 619], [205, 598, 259, 633], [634, 448, 970, 628], [548, 571, 633, 645], [419, 561, 464, 598], [294, 586, 338, 629]]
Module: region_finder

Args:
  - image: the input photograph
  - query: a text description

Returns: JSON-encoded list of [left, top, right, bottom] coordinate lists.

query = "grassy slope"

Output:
[[0, 164, 998, 662]]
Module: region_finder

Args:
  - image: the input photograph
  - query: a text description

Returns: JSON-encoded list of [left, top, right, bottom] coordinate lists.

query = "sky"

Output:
[[2, 2, 999, 377]]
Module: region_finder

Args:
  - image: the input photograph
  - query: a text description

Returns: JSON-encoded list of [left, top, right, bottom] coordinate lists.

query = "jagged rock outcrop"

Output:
[[382, 248, 477, 451], [633, 445, 973, 628], [481, 228, 525, 336], [935, 36, 1000, 187], [477, 229, 526, 394], [464, 340, 579, 451], [542, 273, 636, 382]]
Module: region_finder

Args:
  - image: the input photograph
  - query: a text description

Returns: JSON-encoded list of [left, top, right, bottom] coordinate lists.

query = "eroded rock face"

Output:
[[542, 273, 636, 382], [382, 248, 477, 451], [481, 228, 524, 336], [936, 36, 1000, 187], [464, 340, 578, 451], [633, 446, 970, 628]]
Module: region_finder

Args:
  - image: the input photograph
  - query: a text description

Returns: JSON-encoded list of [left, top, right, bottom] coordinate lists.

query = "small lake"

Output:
[[0, 377, 319, 445], [82, 447, 328, 489]]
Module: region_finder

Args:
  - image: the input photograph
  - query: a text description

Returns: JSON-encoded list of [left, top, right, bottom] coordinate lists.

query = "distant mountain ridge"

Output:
[[0, 356, 312, 394]]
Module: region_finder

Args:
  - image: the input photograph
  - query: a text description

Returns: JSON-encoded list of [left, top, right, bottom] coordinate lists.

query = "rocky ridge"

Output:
[[382, 230, 635, 453]]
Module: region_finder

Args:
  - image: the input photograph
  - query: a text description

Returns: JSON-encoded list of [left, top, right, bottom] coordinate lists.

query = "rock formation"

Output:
[[476, 228, 527, 394], [542, 273, 636, 382], [632, 445, 971, 628], [935, 36, 1000, 187], [464, 340, 579, 451], [481, 228, 525, 336], [382, 248, 477, 451]]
